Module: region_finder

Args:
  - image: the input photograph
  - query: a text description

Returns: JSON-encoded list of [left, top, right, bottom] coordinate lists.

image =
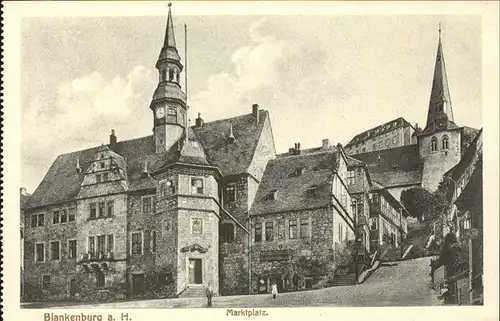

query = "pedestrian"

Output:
[[271, 281, 278, 299], [206, 282, 213, 307], [292, 272, 299, 292]]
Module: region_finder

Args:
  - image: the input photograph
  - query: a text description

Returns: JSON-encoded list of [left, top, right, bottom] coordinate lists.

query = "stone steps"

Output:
[[178, 285, 207, 298], [332, 273, 356, 286]]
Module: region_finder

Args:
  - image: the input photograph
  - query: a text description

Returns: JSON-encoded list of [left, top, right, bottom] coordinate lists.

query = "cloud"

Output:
[[21, 65, 156, 192]]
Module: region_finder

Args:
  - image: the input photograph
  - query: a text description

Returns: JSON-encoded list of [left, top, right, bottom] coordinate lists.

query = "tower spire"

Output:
[[164, 2, 177, 48], [423, 24, 455, 133]]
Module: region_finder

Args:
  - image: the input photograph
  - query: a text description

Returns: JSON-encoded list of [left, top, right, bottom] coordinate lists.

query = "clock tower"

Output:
[[150, 3, 187, 154], [417, 27, 462, 191]]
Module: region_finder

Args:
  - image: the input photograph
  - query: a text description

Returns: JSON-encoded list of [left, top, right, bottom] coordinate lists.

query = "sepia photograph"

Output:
[[2, 1, 499, 319]]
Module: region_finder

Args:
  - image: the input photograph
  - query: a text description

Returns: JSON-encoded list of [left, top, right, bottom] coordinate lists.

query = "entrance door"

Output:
[[188, 259, 202, 284], [132, 274, 145, 295]]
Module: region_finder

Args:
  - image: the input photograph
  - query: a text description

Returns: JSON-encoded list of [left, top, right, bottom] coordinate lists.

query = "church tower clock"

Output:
[[150, 3, 187, 154]]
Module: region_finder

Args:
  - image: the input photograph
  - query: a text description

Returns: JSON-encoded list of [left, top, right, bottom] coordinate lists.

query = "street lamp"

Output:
[[351, 200, 358, 282]]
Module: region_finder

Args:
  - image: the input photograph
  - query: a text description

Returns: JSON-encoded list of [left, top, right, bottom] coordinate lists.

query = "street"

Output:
[[23, 257, 442, 308]]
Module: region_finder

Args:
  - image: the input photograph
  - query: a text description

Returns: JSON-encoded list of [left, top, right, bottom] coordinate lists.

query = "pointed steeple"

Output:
[[423, 25, 456, 133], [164, 3, 176, 49]]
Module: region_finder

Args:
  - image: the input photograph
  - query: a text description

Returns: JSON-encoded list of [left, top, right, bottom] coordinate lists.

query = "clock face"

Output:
[[156, 107, 165, 119]]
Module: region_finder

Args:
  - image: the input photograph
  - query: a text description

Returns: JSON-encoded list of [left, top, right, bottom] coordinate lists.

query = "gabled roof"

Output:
[[192, 111, 269, 176], [351, 144, 423, 188], [370, 183, 410, 217], [345, 117, 412, 147], [26, 112, 268, 209], [249, 150, 339, 216]]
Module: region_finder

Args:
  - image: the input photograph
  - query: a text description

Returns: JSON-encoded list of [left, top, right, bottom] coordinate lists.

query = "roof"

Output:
[[192, 111, 269, 176], [421, 33, 456, 135], [370, 183, 410, 217], [351, 144, 423, 188], [445, 128, 483, 181], [345, 117, 412, 147], [249, 150, 339, 216]]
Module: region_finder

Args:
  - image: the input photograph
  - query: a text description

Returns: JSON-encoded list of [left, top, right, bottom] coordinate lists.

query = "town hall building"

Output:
[[22, 7, 479, 301]]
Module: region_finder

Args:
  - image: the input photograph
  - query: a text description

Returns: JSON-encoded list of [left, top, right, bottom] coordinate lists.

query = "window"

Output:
[[98, 202, 105, 217], [103, 172, 109, 182], [293, 168, 304, 177], [191, 178, 204, 194], [168, 69, 174, 81], [372, 144, 377, 151], [107, 201, 114, 217], [90, 203, 96, 219], [50, 241, 60, 260], [307, 186, 318, 197], [442, 136, 449, 150], [142, 196, 156, 213], [151, 231, 157, 253], [31, 213, 44, 227], [370, 217, 378, 230], [60, 209, 68, 223], [254, 223, 262, 242], [88, 236, 95, 258], [107, 235, 114, 253], [338, 223, 344, 242], [68, 207, 76, 222], [97, 235, 106, 256], [289, 220, 297, 239], [220, 223, 235, 243], [42, 275, 51, 290], [265, 222, 274, 241], [347, 170, 356, 185], [167, 108, 177, 123], [53, 211, 60, 224], [266, 189, 278, 200], [300, 219, 310, 239], [35, 243, 45, 262], [225, 184, 236, 202], [96, 270, 105, 288], [100, 162, 105, 169], [131, 232, 143, 255], [161, 69, 167, 81], [431, 136, 438, 152], [68, 240, 77, 259], [96, 174, 102, 183], [191, 218, 203, 235]]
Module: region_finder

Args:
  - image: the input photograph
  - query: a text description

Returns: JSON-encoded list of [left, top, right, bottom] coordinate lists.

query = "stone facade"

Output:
[[420, 129, 462, 191]]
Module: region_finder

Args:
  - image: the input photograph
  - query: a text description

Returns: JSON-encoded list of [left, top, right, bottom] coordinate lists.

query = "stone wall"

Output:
[[23, 202, 78, 301], [249, 207, 335, 293]]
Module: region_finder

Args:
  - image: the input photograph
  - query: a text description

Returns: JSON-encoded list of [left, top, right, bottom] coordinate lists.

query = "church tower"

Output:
[[418, 27, 462, 191], [150, 3, 187, 154]]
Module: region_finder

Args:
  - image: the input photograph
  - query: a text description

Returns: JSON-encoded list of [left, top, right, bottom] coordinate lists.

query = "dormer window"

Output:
[[266, 189, 278, 201], [225, 184, 236, 203], [292, 168, 304, 177], [307, 185, 319, 196]]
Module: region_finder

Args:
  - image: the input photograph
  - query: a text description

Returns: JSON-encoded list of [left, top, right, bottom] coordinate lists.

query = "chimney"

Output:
[[288, 148, 295, 154], [142, 158, 149, 176], [322, 139, 330, 150], [336, 143, 343, 150], [20, 187, 27, 196], [195, 112, 204, 128], [110, 129, 117, 151], [252, 104, 260, 124], [228, 123, 235, 143]]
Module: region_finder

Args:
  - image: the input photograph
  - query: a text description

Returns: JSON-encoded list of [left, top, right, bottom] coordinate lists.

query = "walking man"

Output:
[[206, 282, 213, 307]]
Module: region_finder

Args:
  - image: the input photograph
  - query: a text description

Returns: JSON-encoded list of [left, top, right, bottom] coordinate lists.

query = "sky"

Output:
[[20, 13, 482, 193]]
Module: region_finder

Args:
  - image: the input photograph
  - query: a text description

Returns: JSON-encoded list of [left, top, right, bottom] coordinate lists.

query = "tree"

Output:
[[400, 187, 446, 222]]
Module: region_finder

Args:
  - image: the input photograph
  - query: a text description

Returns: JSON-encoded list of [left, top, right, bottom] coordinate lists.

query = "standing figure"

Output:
[[292, 272, 299, 292], [271, 281, 278, 299], [206, 282, 214, 307]]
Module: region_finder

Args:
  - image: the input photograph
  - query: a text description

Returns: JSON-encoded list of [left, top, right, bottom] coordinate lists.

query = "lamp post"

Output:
[[351, 200, 358, 282]]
